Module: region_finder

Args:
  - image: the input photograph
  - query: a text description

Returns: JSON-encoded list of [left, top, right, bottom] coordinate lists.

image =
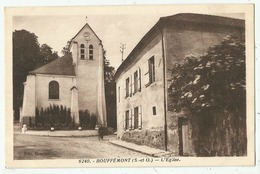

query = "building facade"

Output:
[[21, 22, 107, 127], [114, 13, 245, 156]]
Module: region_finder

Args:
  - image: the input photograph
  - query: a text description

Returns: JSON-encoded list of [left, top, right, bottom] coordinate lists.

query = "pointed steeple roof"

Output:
[[71, 22, 102, 42]]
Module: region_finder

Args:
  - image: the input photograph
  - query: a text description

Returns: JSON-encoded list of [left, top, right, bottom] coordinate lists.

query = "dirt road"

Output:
[[14, 134, 149, 160]]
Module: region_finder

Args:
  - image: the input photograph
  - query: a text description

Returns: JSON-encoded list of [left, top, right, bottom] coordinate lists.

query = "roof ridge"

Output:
[[114, 13, 245, 80], [159, 13, 245, 27], [162, 13, 244, 20]]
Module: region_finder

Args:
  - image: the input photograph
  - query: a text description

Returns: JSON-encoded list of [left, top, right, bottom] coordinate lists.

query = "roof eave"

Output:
[[29, 72, 76, 77], [114, 14, 245, 81], [114, 20, 162, 81]]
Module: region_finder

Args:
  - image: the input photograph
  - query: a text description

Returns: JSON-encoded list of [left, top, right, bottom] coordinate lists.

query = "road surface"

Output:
[[14, 134, 149, 160]]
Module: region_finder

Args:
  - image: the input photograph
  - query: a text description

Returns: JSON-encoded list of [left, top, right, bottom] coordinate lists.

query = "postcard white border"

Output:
[[3, 3, 257, 170]]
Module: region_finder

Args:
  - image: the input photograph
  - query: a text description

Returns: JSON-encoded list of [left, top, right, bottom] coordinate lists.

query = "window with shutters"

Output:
[[144, 56, 155, 87], [148, 56, 155, 83], [125, 110, 130, 130], [125, 77, 130, 98], [89, 44, 94, 60], [138, 106, 142, 129], [133, 68, 141, 94], [134, 71, 138, 94], [130, 75, 133, 97], [134, 107, 139, 129], [138, 68, 141, 92], [80, 44, 85, 59], [49, 81, 59, 99]]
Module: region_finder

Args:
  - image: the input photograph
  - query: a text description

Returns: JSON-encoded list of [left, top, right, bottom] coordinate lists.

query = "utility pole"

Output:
[[120, 43, 126, 62]]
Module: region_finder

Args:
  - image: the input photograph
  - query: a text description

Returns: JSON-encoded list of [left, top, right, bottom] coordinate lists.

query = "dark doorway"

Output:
[[178, 117, 189, 156]]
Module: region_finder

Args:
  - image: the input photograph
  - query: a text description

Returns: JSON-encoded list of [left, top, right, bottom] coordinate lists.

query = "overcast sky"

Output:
[[13, 13, 244, 70]]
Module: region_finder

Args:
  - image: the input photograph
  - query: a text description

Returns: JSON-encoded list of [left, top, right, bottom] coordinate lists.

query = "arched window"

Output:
[[89, 44, 93, 60], [49, 81, 59, 99], [80, 44, 85, 59]]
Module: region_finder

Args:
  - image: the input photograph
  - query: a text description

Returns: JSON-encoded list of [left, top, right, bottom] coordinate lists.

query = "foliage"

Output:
[[168, 33, 245, 113], [103, 49, 117, 128], [61, 41, 71, 56], [168, 33, 247, 156], [13, 30, 40, 115], [35, 106, 97, 130], [35, 104, 72, 129], [90, 114, 97, 129], [37, 44, 59, 66], [79, 109, 97, 129], [13, 30, 59, 119], [103, 49, 115, 84]]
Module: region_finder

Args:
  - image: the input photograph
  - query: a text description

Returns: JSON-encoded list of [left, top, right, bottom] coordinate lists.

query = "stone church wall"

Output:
[[72, 26, 102, 114], [35, 75, 76, 110]]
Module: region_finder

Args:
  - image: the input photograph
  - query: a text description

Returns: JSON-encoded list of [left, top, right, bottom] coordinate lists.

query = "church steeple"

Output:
[[69, 17, 107, 126]]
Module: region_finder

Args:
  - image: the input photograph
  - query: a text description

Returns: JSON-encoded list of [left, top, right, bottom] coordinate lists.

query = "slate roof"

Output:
[[114, 13, 245, 80], [159, 13, 245, 28], [29, 54, 76, 76]]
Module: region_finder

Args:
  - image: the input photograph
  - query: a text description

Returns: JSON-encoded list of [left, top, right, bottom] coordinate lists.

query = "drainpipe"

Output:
[[158, 25, 168, 151]]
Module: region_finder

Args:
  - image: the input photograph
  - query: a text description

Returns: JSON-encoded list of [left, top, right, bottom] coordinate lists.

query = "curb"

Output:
[[14, 132, 99, 138], [109, 141, 172, 157], [109, 141, 154, 157]]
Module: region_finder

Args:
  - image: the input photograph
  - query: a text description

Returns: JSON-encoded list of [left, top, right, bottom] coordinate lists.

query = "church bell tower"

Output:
[[70, 21, 107, 127]]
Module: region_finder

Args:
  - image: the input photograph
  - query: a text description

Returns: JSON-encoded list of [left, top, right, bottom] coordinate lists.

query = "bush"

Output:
[[79, 109, 90, 127], [90, 113, 97, 129], [35, 104, 72, 129], [35, 106, 97, 130]]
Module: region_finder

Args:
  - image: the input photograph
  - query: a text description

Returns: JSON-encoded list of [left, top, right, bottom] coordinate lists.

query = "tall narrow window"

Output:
[[134, 71, 138, 94], [138, 106, 142, 129], [153, 106, 157, 115], [134, 107, 139, 129], [80, 44, 85, 59], [125, 110, 129, 130], [125, 77, 130, 98], [89, 44, 93, 60], [148, 56, 155, 83], [138, 68, 141, 91], [49, 81, 59, 99]]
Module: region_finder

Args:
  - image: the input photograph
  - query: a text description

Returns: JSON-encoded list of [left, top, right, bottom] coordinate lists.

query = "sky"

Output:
[[13, 13, 244, 70]]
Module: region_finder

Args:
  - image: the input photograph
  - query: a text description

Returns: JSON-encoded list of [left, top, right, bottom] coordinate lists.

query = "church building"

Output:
[[21, 22, 107, 127]]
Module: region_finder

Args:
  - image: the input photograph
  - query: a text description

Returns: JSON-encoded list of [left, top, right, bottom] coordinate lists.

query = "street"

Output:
[[14, 134, 149, 160]]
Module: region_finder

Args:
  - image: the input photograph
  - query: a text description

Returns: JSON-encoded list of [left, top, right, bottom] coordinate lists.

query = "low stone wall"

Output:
[[121, 127, 165, 150]]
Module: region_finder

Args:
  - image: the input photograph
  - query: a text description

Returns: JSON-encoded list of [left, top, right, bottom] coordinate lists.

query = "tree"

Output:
[[168, 33, 245, 113], [38, 44, 59, 66], [168, 33, 246, 156], [103, 50, 117, 129], [13, 30, 40, 119], [103, 50, 115, 84], [13, 30, 59, 120], [61, 41, 71, 56]]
